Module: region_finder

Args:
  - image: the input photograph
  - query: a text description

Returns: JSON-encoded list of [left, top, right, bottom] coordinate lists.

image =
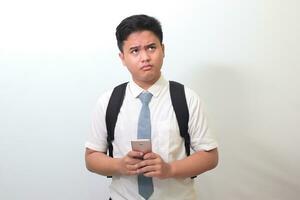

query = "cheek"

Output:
[[155, 55, 164, 67], [124, 60, 139, 73], [123, 57, 137, 67]]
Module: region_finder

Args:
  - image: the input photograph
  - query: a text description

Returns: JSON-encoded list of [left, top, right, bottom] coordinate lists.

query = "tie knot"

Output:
[[138, 92, 152, 105]]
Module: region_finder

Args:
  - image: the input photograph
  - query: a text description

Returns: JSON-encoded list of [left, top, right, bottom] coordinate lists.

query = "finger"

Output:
[[137, 159, 156, 169], [127, 151, 144, 159], [125, 169, 139, 176], [143, 171, 161, 178], [137, 165, 157, 174], [126, 164, 139, 171], [143, 171, 157, 177], [143, 152, 158, 160], [126, 157, 143, 165]]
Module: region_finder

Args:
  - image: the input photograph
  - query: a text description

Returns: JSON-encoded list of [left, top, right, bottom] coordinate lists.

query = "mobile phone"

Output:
[[131, 139, 152, 153]]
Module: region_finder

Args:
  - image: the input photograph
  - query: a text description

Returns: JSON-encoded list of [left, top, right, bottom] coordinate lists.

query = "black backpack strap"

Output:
[[170, 81, 196, 178], [169, 81, 191, 157], [105, 82, 128, 158]]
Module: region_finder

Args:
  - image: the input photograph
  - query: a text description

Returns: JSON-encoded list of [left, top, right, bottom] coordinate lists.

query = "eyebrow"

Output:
[[129, 46, 140, 51], [145, 43, 156, 48], [128, 43, 157, 51]]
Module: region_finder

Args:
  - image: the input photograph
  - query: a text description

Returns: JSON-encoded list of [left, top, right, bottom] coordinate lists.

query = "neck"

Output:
[[134, 75, 161, 90]]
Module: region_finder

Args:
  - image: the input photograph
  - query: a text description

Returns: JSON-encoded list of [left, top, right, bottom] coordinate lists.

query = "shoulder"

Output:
[[95, 82, 129, 109], [182, 84, 204, 109], [98, 89, 113, 101], [92, 90, 112, 115], [184, 86, 200, 100], [170, 81, 202, 101], [168, 80, 203, 109]]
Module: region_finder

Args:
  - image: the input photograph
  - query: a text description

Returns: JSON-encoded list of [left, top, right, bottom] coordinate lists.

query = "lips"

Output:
[[141, 64, 152, 71]]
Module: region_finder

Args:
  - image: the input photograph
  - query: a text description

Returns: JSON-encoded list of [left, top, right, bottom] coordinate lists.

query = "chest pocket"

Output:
[[113, 110, 138, 158], [152, 118, 186, 162]]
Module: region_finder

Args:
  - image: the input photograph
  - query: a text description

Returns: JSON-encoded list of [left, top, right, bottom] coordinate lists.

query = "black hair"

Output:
[[115, 14, 163, 52]]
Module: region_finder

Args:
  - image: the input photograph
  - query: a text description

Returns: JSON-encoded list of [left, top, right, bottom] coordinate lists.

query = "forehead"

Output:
[[123, 30, 160, 48]]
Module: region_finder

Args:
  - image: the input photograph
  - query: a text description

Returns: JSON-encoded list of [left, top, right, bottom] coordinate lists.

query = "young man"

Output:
[[85, 14, 218, 200]]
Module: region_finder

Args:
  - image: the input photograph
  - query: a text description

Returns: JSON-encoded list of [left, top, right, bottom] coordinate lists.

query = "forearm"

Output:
[[170, 148, 218, 179], [85, 148, 121, 176]]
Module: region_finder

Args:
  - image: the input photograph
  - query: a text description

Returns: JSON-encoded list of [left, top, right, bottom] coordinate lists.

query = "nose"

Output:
[[140, 50, 150, 62]]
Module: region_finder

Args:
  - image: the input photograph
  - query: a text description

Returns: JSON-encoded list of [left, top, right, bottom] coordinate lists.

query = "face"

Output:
[[119, 30, 165, 89]]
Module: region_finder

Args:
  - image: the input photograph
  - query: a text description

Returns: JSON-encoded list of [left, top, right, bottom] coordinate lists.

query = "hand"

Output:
[[117, 151, 144, 176], [136, 152, 173, 179]]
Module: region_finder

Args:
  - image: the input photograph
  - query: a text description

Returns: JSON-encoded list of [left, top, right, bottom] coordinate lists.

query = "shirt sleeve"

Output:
[[85, 90, 112, 152], [185, 87, 218, 152]]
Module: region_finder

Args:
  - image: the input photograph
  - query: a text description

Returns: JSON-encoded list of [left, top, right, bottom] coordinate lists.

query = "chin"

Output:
[[145, 75, 160, 84]]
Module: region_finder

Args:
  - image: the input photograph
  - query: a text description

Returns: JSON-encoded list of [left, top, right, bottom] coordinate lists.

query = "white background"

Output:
[[1, 0, 299, 199]]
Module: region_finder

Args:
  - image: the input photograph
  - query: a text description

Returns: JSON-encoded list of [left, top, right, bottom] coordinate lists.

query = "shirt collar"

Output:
[[129, 75, 168, 98]]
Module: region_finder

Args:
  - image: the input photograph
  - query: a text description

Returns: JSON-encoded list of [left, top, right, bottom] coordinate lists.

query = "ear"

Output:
[[118, 52, 126, 66], [161, 43, 165, 58]]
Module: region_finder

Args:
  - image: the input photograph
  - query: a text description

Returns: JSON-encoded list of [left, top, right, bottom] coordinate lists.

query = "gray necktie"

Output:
[[137, 92, 153, 200]]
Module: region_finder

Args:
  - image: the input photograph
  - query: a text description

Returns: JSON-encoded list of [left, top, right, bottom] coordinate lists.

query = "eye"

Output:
[[130, 48, 139, 55], [148, 45, 156, 52]]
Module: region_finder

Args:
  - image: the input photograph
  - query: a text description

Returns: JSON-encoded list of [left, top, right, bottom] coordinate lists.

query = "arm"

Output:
[[85, 148, 143, 176], [137, 148, 218, 179], [169, 148, 218, 178]]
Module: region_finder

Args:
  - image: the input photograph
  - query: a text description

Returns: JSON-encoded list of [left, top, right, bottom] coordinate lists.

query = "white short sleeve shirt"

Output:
[[85, 75, 218, 200]]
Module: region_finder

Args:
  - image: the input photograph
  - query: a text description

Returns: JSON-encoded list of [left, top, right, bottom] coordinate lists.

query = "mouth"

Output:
[[141, 64, 152, 71]]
